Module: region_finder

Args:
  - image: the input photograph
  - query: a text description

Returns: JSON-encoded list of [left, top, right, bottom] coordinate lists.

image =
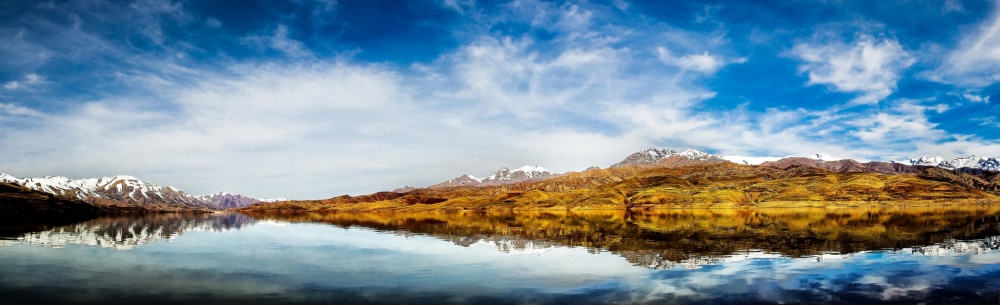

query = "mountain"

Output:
[[610, 148, 723, 168], [426, 165, 556, 189], [910, 156, 1000, 172], [195, 192, 289, 210], [0, 181, 104, 221], [759, 157, 918, 174], [245, 154, 1000, 212], [722, 153, 841, 165], [0, 174, 282, 211], [399, 148, 1000, 194]]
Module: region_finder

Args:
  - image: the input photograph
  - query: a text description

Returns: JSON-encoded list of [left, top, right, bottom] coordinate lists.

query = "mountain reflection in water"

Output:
[[2, 207, 1000, 304], [8, 213, 256, 250], [246, 207, 1000, 269]]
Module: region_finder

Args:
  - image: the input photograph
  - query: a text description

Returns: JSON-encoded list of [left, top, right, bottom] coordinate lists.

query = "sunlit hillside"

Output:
[[243, 162, 1000, 212]]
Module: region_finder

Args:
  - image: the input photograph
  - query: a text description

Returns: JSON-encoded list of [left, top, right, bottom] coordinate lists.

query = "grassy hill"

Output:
[[242, 162, 1000, 212]]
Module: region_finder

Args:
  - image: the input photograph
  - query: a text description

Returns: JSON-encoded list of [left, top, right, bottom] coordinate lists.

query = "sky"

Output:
[[1, 0, 1000, 199]]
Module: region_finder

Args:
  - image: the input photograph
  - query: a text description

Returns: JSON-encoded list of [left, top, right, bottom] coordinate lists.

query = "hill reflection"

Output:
[[11, 213, 256, 250], [244, 207, 1000, 268]]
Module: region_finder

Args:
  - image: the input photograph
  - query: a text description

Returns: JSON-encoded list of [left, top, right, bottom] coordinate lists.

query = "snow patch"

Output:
[[722, 156, 784, 165]]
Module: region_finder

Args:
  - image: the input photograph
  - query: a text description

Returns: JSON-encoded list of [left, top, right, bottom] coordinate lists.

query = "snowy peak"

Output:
[[723, 153, 840, 165], [909, 155, 1000, 171], [611, 148, 722, 168], [721, 156, 783, 165], [678, 149, 714, 160], [485, 165, 552, 182], [910, 156, 946, 166], [0, 174, 278, 210], [811, 153, 841, 161], [427, 165, 555, 189]]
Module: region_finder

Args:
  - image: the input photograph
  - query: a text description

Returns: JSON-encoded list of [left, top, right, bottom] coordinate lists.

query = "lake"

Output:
[[2, 207, 1000, 304]]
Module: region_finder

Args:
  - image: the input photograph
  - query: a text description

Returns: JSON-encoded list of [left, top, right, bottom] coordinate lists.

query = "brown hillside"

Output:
[[242, 162, 1000, 212]]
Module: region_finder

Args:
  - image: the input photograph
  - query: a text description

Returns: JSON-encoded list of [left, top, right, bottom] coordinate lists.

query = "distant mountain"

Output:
[[909, 156, 1000, 172], [0, 174, 284, 211], [610, 148, 723, 168], [195, 192, 289, 210], [426, 165, 556, 189], [246, 155, 1000, 212], [760, 157, 919, 174], [722, 153, 841, 165]]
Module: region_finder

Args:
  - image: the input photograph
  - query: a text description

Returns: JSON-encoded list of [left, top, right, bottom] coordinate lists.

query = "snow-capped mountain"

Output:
[[0, 174, 283, 210], [396, 148, 1000, 193], [195, 192, 289, 210], [722, 153, 842, 165], [909, 156, 1000, 171], [428, 165, 555, 189], [722, 156, 785, 165], [610, 148, 723, 168], [483, 165, 552, 183]]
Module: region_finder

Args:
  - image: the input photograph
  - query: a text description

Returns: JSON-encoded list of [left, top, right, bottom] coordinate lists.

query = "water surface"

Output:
[[2, 208, 1000, 304]]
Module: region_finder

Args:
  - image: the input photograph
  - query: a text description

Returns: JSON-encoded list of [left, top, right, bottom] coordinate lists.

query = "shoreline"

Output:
[[238, 198, 1000, 213]]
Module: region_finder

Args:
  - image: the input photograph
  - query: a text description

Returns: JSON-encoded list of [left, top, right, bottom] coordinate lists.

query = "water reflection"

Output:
[[245, 207, 1000, 269], [0, 209, 998, 304], [8, 213, 255, 250]]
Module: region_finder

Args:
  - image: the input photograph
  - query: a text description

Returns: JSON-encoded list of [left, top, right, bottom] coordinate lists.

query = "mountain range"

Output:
[[0, 174, 284, 211], [4, 148, 1000, 212], [245, 148, 1000, 212], [396, 148, 1000, 191]]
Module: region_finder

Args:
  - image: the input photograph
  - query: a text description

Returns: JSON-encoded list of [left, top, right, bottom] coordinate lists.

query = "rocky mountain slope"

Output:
[[404, 165, 557, 190], [909, 156, 1000, 171], [0, 174, 283, 211], [610, 148, 724, 168], [245, 152, 1000, 212], [394, 149, 1000, 194]]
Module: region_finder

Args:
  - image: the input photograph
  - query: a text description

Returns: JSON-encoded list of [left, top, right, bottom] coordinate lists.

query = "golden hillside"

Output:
[[243, 162, 1000, 212]]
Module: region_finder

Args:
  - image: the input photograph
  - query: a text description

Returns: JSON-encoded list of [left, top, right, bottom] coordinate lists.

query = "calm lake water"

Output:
[[2, 208, 1000, 304]]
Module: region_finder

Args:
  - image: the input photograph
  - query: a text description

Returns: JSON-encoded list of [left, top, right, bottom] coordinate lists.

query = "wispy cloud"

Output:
[[656, 47, 733, 74], [1, 0, 1000, 198], [0, 102, 42, 117], [963, 92, 991, 103], [3, 73, 45, 91], [928, 0, 1000, 87], [849, 101, 944, 143], [792, 35, 915, 105], [792, 36, 914, 104], [242, 25, 314, 58]]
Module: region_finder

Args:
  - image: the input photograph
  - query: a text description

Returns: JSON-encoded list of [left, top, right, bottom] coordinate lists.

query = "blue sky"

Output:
[[2, 0, 1000, 198]]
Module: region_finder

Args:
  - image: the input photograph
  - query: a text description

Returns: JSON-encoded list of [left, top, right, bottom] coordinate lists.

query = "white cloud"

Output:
[[929, 0, 1000, 87], [612, 0, 630, 11], [656, 47, 724, 73], [205, 17, 222, 28], [0, 103, 42, 117], [126, 0, 191, 46], [0, 2, 744, 198], [792, 36, 915, 105], [4, 0, 1000, 200], [24, 73, 42, 84], [2, 73, 45, 91], [944, 0, 965, 13], [848, 100, 947, 152], [241, 25, 313, 58], [962, 92, 991, 103], [977, 117, 1000, 128]]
